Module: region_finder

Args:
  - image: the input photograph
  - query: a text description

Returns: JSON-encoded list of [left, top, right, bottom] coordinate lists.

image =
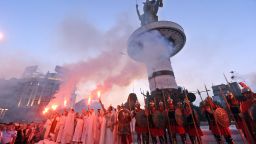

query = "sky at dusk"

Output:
[[0, 0, 256, 106]]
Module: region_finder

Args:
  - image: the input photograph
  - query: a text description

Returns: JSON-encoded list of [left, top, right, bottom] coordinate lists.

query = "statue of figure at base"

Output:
[[136, 0, 163, 26]]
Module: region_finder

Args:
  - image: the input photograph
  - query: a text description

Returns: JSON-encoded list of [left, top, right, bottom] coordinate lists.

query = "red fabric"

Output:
[[209, 125, 231, 136], [186, 127, 203, 136], [169, 125, 176, 132], [240, 100, 254, 113], [239, 82, 249, 89], [150, 128, 164, 136], [135, 127, 148, 134], [234, 118, 244, 129], [176, 125, 186, 134], [128, 135, 132, 143], [169, 125, 186, 134]]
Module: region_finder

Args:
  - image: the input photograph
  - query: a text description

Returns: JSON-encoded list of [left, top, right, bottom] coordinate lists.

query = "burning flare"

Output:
[[42, 107, 49, 115], [97, 90, 101, 99], [64, 99, 67, 107], [87, 96, 91, 106], [51, 104, 58, 111]]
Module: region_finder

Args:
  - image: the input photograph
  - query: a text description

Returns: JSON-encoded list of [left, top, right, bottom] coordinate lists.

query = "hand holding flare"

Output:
[[42, 107, 49, 115], [51, 104, 58, 111], [97, 90, 101, 100], [88, 96, 91, 109], [64, 99, 67, 107]]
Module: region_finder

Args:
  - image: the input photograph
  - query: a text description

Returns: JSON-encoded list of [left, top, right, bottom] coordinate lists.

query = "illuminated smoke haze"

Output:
[[47, 16, 147, 108]]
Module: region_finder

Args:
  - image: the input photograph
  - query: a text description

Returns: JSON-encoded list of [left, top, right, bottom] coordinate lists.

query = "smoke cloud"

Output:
[[48, 16, 146, 108], [0, 51, 41, 79], [248, 74, 256, 91], [232, 72, 256, 91], [128, 30, 174, 75]]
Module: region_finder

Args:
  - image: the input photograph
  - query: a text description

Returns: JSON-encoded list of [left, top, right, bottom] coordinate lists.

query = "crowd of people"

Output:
[[0, 87, 255, 144], [0, 122, 44, 144], [38, 87, 255, 144]]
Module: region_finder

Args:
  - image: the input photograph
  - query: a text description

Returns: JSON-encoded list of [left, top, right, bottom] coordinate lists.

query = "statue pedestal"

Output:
[[128, 21, 186, 97]]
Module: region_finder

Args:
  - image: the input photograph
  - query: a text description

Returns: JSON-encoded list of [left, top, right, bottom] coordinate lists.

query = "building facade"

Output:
[[0, 66, 64, 122], [212, 82, 242, 106]]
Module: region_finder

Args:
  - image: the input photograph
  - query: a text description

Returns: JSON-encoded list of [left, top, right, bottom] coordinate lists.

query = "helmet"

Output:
[[167, 97, 173, 103], [242, 88, 252, 94], [226, 91, 234, 98], [159, 101, 164, 106]]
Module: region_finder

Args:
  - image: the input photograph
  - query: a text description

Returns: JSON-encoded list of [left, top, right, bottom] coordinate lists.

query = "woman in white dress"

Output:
[[43, 115, 53, 139], [99, 100, 115, 144], [81, 110, 89, 144], [94, 109, 103, 144], [72, 113, 84, 144], [61, 109, 75, 144], [56, 111, 67, 143]]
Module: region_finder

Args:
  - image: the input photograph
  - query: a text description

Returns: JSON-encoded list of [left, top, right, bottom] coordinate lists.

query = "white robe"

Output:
[[130, 117, 136, 134], [99, 112, 115, 144], [81, 115, 89, 144], [94, 115, 102, 144], [86, 113, 97, 144], [61, 111, 75, 144], [50, 116, 60, 141], [72, 118, 84, 142], [56, 115, 66, 143], [44, 119, 53, 139]]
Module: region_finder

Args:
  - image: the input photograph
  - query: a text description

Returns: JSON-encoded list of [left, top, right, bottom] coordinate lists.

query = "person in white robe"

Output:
[[99, 100, 115, 144], [61, 109, 75, 144], [44, 115, 53, 139], [49, 113, 60, 141], [81, 110, 89, 144], [94, 109, 103, 144], [72, 113, 84, 144], [85, 109, 97, 144], [56, 110, 67, 143], [113, 108, 119, 144]]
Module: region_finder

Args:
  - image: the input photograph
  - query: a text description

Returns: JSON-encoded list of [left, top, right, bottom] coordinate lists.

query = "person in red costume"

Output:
[[134, 101, 149, 144], [226, 92, 243, 129], [184, 101, 203, 144], [148, 101, 165, 144], [201, 96, 234, 144], [167, 98, 186, 144], [240, 88, 256, 142]]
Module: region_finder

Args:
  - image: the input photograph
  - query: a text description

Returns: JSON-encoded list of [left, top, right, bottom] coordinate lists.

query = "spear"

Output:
[[161, 90, 174, 144], [184, 89, 202, 144], [197, 89, 204, 102], [218, 87, 247, 143], [140, 88, 152, 143], [223, 73, 254, 143]]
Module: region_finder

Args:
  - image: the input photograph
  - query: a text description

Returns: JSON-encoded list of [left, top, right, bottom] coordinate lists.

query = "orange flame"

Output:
[[42, 107, 49, 115], [64, 99, 67, 107], [88, 96, 91, 105], [97, 90, 101, 99], [51, 104, 58, 111]]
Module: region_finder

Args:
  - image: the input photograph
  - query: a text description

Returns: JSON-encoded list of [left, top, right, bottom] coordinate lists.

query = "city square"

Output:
[[0, 0, 256, 144]]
